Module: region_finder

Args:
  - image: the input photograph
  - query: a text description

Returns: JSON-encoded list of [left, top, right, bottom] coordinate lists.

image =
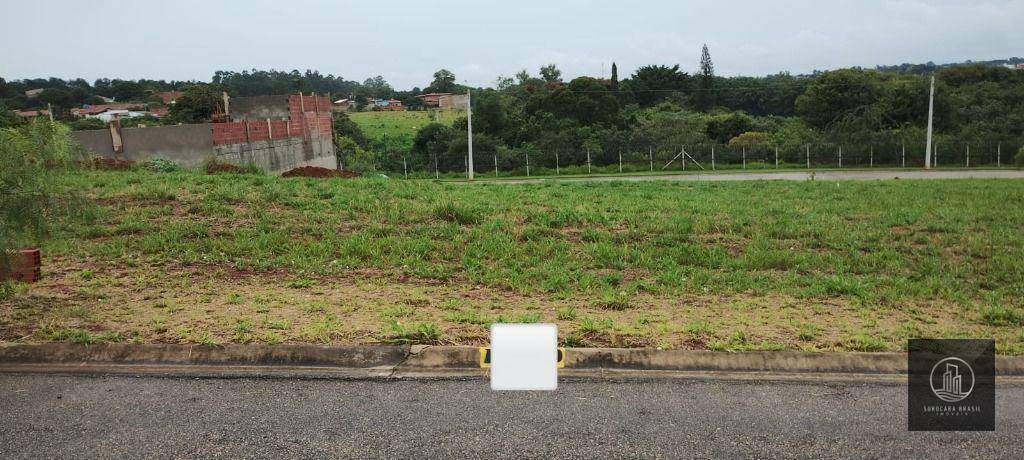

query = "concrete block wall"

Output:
[[71, 92, 335, 174], [213, 135, 334, 173]]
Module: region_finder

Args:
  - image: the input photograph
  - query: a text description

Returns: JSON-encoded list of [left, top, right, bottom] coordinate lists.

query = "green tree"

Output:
[[332, 111, 369, 147], [0, 105, 22, 129], [697, 44, 715, 111], [704, 112, 754, 143], [624, 65, 690, 107], [795, 69, 882, 131], [1, 120, 85, 287], [427, 69, 457, 93], [539, 64, 562, 84], [610, 62, 618, 90], [167, 85, 221, 123], [525, 77, 621, 127], [411, 123, 454, 170], [335, 135, 377, 172]]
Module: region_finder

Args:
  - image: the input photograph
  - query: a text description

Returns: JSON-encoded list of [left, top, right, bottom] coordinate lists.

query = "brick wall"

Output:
[[213, 93, 333, 146]]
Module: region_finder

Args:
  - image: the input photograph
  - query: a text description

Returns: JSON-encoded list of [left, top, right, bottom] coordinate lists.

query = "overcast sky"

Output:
[[2, 0, 1021, 89]]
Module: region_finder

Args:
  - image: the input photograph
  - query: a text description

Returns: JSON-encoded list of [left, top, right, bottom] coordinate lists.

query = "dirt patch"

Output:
[[206, 162, 247, 174], [281, 166, 360, 179], [83, 157, 135, 171]]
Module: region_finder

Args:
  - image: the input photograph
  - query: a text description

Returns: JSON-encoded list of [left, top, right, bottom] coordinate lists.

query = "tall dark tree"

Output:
[[610, 62, 619, 90], [426, 69, 457, 93], [698, 44, 715, 111]]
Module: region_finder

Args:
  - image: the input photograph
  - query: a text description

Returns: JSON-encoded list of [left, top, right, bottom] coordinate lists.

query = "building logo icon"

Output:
[[929, 357, 974, 402]]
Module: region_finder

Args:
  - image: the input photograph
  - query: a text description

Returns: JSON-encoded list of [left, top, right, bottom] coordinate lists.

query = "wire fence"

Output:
[[356, 139, 1024, 179]]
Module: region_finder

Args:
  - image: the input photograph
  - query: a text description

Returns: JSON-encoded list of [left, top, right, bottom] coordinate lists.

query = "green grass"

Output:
[[3, 169, 1024, 353], [349, 110, 463, 150]]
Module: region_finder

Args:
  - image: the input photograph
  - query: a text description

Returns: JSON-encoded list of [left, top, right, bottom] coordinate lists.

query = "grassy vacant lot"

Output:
[[349, 110, 462, 149], [2, 170, 1023, 353]]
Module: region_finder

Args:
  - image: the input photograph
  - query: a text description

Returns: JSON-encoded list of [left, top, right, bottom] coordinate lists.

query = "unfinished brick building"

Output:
[[70, 92, 336, 174]]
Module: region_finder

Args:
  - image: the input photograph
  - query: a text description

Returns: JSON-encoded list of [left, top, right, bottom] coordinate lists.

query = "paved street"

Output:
[[472, 169, 1024, 185], [1, 374, 1022, 458]]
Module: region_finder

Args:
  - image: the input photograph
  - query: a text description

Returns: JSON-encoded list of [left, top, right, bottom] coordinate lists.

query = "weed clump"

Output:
[[433, 201, 480, 225]]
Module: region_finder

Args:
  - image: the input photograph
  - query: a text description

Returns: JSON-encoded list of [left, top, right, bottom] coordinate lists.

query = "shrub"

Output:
[[1, 120, 88, 279], [1014, 146, 1024, 167], [141, 157, 182, 173]]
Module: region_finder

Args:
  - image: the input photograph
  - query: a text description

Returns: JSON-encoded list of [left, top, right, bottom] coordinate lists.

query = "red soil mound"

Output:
[[280, 166, 360, 179]]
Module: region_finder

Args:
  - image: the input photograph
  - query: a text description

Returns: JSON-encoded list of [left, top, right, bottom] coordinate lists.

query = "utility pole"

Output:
[[466, 89, 474, 180], [924, 75, 935, 169]]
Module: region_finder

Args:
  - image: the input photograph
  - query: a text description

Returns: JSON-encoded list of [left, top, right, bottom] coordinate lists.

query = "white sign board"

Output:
[[490, 323, 558, 391]]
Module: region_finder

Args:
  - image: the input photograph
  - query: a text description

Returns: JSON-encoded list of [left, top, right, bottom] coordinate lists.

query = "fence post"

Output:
[[934, 143, 938, 168], [774, 146, 779, 169], [587, 148, 592, 174], [742, 146, 746, 169], [869, 145, 873, 167], [555, 151, 560, 175], [618, 149, 623, 173], [838, 145, 842, 168], [648, 147, 653, 172], [901, 143, 905, 168], [403, 155, 408, 179], [494, 153, 498, 177], [525, 152, 530, 177], [806, 144, 810, 168], [711, 145, 715, 170], [434, 154, 439, 179], [681, 146, 686, 170], [966, 143, 970, 168], [997, 142, 1001, 167]]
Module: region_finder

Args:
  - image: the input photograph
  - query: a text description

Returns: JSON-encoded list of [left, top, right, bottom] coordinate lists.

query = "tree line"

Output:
[[3, 52, 1024, 170]]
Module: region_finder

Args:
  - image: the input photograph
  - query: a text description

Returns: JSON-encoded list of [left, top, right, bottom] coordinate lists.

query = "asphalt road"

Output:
[[471, 169, 1024, 185], [1, 374, 1022, 459]]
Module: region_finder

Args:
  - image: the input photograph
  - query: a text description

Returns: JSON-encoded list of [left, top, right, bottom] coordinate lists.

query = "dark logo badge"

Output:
[[908, 339, 994, 431]]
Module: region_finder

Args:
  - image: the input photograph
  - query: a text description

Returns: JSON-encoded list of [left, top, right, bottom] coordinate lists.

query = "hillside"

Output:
[[349, 110, 464, 150]]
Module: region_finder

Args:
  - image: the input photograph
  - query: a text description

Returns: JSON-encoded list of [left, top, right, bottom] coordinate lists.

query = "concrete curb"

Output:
[[2, 344, 1023, 382]]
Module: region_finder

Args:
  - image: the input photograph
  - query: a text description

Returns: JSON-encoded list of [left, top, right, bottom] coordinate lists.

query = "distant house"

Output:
[[332, 98, 355, 112], [14, 109, 51, 119], [154, 91, 184, 104], [149, 107, 170, 118], [24, 88, 44, 98], [71, 103, 147, 118], [416, 92, 467, 110], [368, 98, 404, 111]]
